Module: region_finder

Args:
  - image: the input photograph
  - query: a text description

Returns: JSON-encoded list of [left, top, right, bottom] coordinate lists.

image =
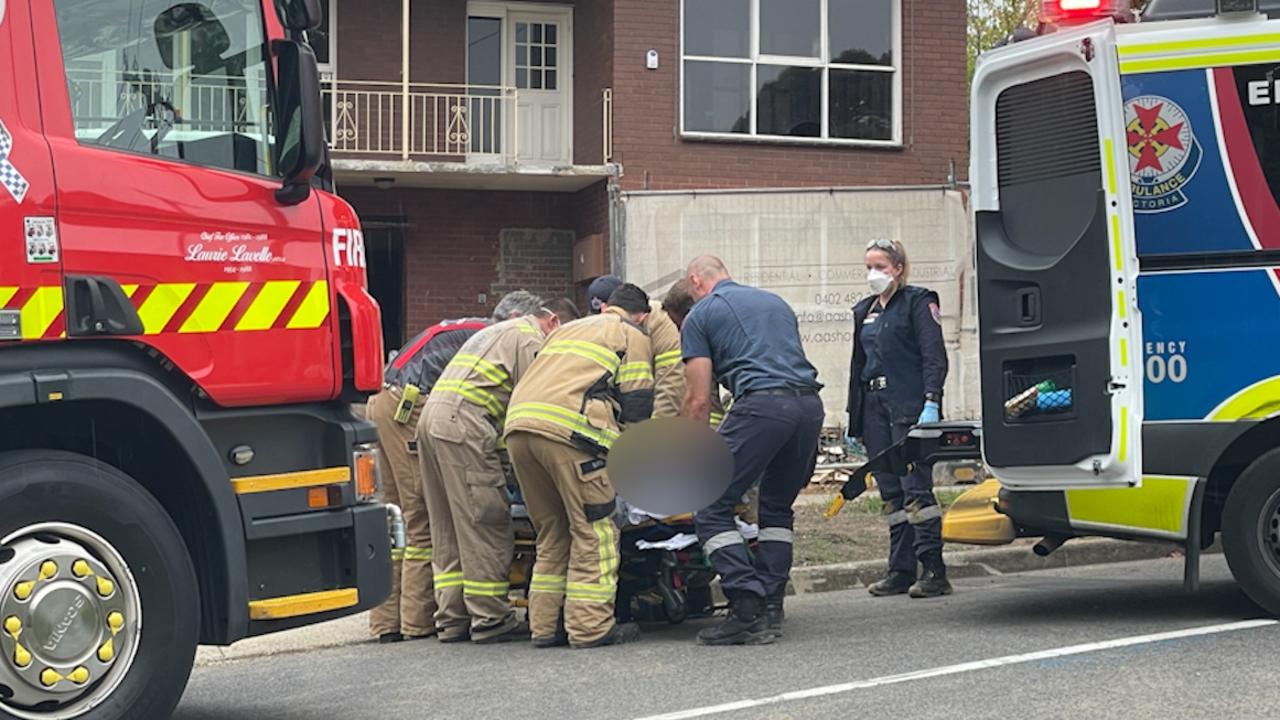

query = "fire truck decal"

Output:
[[0, 119, 29, 204], [0, 280, 330, 340]]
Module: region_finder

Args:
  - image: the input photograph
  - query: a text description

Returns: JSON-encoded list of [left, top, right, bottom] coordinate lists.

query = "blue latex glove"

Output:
[[843, 433, 866, 456], [918, 401, 941, 425]]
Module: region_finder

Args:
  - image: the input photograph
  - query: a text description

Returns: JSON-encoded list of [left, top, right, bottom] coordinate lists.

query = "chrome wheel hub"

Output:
[[0, 524, 141, 719]]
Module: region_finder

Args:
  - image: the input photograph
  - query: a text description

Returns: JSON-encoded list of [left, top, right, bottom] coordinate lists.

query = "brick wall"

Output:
[[340, 186, 590, 332], [609, 0, 969, 191], [335, 0, 464, 83]]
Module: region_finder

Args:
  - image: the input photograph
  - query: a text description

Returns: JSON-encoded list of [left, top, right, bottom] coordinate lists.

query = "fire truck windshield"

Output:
[[52, 0, 282, 177]]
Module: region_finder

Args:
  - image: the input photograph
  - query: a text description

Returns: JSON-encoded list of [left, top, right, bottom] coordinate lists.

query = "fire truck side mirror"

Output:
[[272, 39, 325, 206], [278, 0, 325, 32]]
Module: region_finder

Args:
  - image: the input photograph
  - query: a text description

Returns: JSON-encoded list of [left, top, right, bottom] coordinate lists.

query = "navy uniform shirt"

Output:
[[681, 280, 822, 399], [859, 301, 886, 382]]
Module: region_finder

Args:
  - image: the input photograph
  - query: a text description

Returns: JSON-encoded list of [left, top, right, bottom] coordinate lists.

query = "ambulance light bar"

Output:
[[1041, 0, 1128, 23]]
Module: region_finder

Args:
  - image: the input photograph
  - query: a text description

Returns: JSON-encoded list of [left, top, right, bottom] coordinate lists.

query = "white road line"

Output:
[[634, 619, 1278, 720]]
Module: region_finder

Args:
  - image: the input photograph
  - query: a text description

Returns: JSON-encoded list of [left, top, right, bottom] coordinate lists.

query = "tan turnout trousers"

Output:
[[419, 402, 517, 640], [367, 387, 437, 638], [505, 431, 620, 646]]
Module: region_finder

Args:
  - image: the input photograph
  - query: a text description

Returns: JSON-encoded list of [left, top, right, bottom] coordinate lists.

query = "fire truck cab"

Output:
[[0, 1, 389, 718], [940, 0, 1280, 618]]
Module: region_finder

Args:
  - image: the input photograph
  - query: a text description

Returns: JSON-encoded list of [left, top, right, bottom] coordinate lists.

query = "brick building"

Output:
[[316, 0, 974, 422]]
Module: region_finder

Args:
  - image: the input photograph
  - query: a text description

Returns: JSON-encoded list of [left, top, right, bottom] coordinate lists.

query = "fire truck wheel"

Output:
[[0, 450, 199, 720], [1222, 448, 1280, 617]]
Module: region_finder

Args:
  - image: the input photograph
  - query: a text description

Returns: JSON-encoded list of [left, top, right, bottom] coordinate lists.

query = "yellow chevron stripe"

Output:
[[180, 282, 249, 334], [285, 281, 330, 329], [0, 287, 17, 308], [236, 280, 301, 331], [121, 284, 139, 298], [138, 283, 195, 335], [21, 287, 63, 339]]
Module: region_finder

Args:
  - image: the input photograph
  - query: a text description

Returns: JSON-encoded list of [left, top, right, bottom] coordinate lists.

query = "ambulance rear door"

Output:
[[970, 20, 1144, 490]]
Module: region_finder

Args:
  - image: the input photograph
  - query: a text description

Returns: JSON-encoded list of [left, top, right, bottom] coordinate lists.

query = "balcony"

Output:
[[322, 80, 615, 192]]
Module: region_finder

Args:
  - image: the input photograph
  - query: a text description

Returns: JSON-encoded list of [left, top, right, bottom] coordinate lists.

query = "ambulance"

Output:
[[941, 0, 1280, 615]]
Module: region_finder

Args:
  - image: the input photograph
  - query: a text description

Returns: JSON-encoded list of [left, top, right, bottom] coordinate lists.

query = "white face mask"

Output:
[[867, 269, 894, 295]]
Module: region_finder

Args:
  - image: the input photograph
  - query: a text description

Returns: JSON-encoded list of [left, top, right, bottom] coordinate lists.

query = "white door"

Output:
[[969, 19, 1144, 490], [510, 12, 571, 165]]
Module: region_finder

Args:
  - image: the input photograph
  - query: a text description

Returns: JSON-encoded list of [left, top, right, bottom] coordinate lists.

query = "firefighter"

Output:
[[847, 239, 951, 599], [503, 283, 656, 649], [367, 291, 539, 644], [419, 297, 582, 644], [587, 274, 683, 418], [680, 256, 824, 645]]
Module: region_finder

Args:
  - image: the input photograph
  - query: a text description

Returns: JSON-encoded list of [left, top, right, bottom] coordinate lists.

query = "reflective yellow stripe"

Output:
[[530, 574, 566, 593], [138, 283, 195, 335], [463, 580, 511, 597], [121, 284, 139, 298], [1208, 375, 1280, 421], [448, 353, 512, 390], [1120, 47, 1280, 74], [506, 402, 619, 447], [1119, 406, 1129, 464], [542, 339, 621, 373], [654, 349, 682, 369], [434, 379, 506, 418], [566, 581, 617, 603], [434, 571, 464, 588], [21, 286, 63, 339], [236, 280, 300, 331], [1065, 476, 1194, 537], [403, 546, 433, 561], [231, 467, 350, 494], [592, 518, 618, 580], [390, 549, 405, 561], [180, 282, 249, 333], [1118, 32, 1280, 56], [1112, 215, 1123, 273], [1104, 139, 1118, 196], [617, 362, 654, 383], [0, 287, 17, 308], [1117, 291, 1127, 320], [286, 280, 330, 329], [1120, 338, 1129, 368], [248, 589, 359, 620], [709, 412, 725, 426]]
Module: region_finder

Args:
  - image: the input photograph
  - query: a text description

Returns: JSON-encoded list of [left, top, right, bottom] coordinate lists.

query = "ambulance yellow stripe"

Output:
[[180, 282, 249, 334], [1065, 476, 1193, 537], [1118, 32, 1280, 57], [21, 287, 63, 339], [285, 281, 330, 329], [1111, 215, 1123, 273], [138, 283, 195, 335], [0, 287, 16, 308], [1120, 338, 1129, 368], [1120, 47, 1280, 75], [1118, 407, 1129, 464], [236, 280, 301, 331], [1103, 139, 1118, 196], [1117, 291, 1127, 320]]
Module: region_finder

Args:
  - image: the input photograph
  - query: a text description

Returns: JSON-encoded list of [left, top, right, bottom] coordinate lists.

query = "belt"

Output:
[[866, 376, 888, 392], [740, 387, 819, 399]]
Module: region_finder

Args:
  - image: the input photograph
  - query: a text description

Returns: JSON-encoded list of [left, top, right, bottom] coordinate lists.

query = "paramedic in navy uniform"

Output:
[[847, 239, 952, 599]]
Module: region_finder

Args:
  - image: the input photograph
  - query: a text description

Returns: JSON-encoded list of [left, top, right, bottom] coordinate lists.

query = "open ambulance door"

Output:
[[970, 20, 1143, 490]]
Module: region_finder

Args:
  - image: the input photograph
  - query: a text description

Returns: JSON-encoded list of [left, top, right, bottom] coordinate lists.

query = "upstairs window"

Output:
[[681, 0, 900, 145]]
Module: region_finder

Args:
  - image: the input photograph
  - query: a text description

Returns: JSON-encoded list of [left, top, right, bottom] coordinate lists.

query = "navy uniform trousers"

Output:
[[862, 389, 943, 575], [695, 390, 824, 599]]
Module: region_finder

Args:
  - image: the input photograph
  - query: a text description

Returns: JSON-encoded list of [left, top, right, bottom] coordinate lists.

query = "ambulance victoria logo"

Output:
[[1126, 95, 1202, 214]]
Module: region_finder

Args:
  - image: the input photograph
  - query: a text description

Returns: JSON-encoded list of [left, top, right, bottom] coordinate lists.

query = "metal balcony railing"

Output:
[[321, 80, 519, 161]]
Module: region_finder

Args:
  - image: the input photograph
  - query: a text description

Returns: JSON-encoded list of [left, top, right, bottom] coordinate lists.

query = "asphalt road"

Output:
[[175, 555, 1278, 720]]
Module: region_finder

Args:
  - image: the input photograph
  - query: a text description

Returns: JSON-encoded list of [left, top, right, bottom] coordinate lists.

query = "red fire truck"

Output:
[[0, 1, 390, 718]]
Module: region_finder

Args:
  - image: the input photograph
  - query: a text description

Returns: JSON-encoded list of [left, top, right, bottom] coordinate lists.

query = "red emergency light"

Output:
[[1041, 0, 1128, 23]]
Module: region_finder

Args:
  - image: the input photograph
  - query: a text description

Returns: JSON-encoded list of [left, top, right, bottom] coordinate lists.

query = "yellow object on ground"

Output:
[[941, 479, 1016, 545]]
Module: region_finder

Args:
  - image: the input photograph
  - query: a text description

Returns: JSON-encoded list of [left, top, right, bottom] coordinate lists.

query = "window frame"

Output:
[[52, 0, 285, 180], [679, 0, 903, 148]]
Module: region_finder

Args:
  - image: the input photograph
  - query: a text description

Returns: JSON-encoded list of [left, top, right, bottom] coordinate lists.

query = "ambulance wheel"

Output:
[[1222, 449, 1280, 616], [0, 450, 199, 720]]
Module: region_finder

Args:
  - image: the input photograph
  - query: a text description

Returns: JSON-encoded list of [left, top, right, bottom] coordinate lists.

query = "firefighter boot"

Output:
[[909, 552, 953, 598], [868, 571, 916, 596], [533, 610, 570, 649], [696, 592, 775, 646], [764, 588, 786, 634], [571, 622, 641, 649]]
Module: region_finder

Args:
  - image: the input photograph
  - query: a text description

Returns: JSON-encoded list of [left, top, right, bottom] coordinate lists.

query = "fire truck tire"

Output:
[[1222, 448, 1280, 617], [0, 450, 199, 720]]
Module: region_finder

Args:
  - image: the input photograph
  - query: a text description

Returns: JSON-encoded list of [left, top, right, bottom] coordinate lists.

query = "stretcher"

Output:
[[506, 500, 758, 625]]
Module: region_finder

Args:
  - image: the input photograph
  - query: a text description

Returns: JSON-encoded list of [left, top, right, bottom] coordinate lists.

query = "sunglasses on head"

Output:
[[866, 238, 896, 251]]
